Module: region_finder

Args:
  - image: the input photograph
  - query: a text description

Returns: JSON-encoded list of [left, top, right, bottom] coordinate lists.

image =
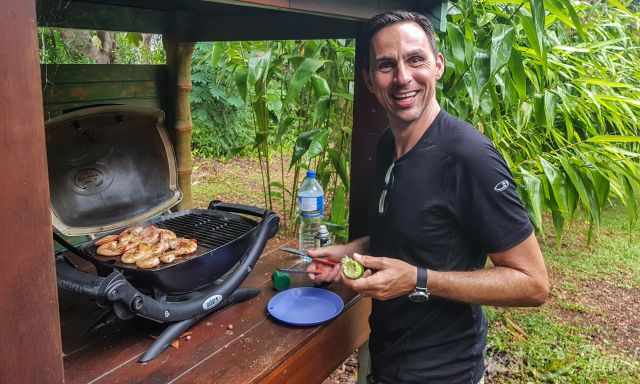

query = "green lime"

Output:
[[342, 256, 364, 279]]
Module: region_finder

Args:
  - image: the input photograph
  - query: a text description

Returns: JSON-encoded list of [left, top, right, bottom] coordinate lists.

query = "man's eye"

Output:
[[409, 56, 425, 65], [377, 62, 394, 72]]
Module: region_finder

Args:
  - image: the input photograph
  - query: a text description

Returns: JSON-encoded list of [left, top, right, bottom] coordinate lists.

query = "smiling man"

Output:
[[307, 10, 549, 384]]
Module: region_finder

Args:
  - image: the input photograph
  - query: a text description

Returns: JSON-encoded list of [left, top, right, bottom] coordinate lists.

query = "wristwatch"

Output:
[[408, 267, 430, 303]]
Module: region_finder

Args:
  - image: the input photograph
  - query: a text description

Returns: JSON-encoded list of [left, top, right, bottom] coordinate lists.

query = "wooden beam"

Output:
[[348, 34, 388, 240], [40, 64, 168, 119], [37, 0, 446, 38], [0, 1, 65, 383], [207, 0, 439, 21], [181, 12, 358, 41], [164, 36, 195, 210], [37, 0, 169, 32]]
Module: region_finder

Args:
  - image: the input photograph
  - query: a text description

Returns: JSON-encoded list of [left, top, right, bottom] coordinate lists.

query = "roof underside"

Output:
[[37, 0, 447, 40]]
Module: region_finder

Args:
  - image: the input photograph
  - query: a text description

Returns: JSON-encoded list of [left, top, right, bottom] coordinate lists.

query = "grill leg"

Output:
[[138, 288, 260, 363]]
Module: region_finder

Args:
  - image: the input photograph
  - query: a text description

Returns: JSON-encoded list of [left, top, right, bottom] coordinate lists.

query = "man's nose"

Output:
[[394, 62, 412, 86]]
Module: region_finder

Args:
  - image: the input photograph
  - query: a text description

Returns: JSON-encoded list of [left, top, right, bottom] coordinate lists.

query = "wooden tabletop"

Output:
[[60, 238, 371, 384]]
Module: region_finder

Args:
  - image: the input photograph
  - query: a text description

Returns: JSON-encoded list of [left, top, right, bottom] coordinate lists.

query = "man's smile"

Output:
[[392, 90, 421, 107]]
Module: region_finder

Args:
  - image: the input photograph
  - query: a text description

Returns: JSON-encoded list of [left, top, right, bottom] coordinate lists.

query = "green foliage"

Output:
[[440, 0, 640, 243], [191, 43, 254, 158], [38, 28, 94, 64], [114, 33, 165, 64], [194, 40, 354, 234]]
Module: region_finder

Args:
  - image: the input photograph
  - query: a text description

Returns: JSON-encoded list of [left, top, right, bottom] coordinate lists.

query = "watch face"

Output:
[[409, 291, 429, 303]]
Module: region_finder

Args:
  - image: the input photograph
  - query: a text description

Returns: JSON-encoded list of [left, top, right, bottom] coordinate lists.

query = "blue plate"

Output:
[[267, 287, 344, 326]]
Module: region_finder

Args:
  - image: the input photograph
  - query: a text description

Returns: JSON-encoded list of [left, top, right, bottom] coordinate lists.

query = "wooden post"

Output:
[[349, 34, 388, 240], [0, 1, 65, 383], [165, 38, 195, 210]]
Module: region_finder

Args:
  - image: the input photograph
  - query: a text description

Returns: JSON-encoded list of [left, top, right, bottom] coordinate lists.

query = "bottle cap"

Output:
[[306, 170, 316, 178], [318, 225, 329, 236], [271, 270, 291, 291]]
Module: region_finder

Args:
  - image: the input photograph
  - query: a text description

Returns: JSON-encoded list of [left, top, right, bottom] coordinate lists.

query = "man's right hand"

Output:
[[306, 244, 348, 283]]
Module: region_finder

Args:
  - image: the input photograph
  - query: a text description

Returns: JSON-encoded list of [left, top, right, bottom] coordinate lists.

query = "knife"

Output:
[[279, 246, 339, 265]]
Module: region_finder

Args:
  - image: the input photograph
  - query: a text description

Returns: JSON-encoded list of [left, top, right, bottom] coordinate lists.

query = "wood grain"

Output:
[[0, 1, 64, 383]]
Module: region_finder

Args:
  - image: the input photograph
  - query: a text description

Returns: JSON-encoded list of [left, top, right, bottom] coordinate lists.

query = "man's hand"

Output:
[[342, 253, 417, 301], [306, 244, 347, 283], [305, 237, 371, 283]]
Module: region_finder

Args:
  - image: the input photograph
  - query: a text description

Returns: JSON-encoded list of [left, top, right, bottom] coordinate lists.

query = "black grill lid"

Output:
[[46, 106, 181, 236]]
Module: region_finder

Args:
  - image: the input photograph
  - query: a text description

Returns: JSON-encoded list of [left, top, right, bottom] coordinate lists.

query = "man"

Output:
[[307, 10, 549, 384]]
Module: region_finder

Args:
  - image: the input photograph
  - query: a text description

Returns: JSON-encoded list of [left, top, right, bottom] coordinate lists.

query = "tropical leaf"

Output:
[[286, 58, 325, 103], [490, 24, 514, 76]]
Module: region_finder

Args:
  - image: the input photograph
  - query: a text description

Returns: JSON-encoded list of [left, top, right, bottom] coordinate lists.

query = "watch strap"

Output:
[[417, 267, 427, 290]]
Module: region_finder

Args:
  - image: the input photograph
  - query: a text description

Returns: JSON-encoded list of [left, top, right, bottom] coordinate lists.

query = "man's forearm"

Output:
[[428, 267, 548, 307], [428, 234, 549, 307]]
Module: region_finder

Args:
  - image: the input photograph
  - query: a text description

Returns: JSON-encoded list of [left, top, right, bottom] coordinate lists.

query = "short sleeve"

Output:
[[454, 137, 533, 253]]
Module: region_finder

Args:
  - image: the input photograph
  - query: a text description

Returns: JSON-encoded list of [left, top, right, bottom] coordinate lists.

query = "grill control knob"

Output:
[[131, 296, 144, 312]]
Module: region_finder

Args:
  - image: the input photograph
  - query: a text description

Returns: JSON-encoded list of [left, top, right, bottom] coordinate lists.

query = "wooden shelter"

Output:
[[0, 1, 447, 383]]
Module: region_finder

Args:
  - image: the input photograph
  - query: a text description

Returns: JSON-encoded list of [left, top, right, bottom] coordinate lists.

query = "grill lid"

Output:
[[46, 105, 182, 236]]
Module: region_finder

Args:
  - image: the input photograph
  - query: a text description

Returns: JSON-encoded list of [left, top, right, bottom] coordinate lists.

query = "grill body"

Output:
[[85, 209, 259, 294]]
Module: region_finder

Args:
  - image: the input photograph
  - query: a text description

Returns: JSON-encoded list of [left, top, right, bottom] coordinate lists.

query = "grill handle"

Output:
[[55, 257, 118, 300], [208, 200, 267, 218]]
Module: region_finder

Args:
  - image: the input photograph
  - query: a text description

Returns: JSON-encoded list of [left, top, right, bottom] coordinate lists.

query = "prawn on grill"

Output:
[[159, 252, 177, 264], [96, 240, 125, 257], [141, 225, 160, 244], [121, 243, 153, 264], [151, 239, 170, 255], [159, 229, 177, 242], [95, 234, 119, 246], [170, 238, 198, 256], [136, 256, 160, 269]]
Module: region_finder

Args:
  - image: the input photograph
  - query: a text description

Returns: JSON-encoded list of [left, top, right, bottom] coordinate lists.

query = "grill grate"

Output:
[[155, 212, 255, 250]]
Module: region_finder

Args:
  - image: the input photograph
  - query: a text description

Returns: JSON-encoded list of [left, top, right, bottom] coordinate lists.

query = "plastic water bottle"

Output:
[[298, 170, 324, 255]]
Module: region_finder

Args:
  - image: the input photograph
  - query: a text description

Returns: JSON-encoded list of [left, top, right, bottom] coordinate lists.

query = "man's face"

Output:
[[366, 21, 444, 128]]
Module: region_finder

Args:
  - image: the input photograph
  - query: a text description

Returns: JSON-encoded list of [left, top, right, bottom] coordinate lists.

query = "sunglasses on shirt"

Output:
[[378, 162, 395, 216]]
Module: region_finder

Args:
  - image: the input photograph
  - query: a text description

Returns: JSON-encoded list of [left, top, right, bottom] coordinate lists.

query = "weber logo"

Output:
[[494, 180, 509, 192], [203, 295, 223, 310]]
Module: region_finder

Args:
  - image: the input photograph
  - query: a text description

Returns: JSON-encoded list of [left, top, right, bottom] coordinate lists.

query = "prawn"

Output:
[[120, 243, 152, 264], [141, 225, 160, 244], [171, 238, 198, 256], [136, 256, 160, 269], [95, 234, 119, 246], [96, 240, 124, 257], [159, 252, 177, 264]]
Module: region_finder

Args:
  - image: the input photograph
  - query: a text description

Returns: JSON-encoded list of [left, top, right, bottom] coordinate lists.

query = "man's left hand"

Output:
[[342, 253, 416, 300]]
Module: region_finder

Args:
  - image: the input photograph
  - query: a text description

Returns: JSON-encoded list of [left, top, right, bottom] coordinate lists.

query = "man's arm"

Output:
[[428, 233, 549, 306], [343, 233, 549, 306]]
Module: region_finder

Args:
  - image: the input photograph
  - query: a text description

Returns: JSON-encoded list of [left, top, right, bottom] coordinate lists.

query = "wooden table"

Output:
[[60, 239, 371, 384]]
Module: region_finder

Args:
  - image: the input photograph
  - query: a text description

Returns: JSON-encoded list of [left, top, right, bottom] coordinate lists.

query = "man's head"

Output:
[[363, 10, 438, 70], [363, 10, 445, 129]]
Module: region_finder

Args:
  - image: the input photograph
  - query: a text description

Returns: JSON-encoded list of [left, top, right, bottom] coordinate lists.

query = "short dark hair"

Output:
[[363, 10, 438, 70]]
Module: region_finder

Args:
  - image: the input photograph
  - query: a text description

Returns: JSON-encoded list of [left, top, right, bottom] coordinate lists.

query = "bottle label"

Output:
[[299, 196, 323, 217]]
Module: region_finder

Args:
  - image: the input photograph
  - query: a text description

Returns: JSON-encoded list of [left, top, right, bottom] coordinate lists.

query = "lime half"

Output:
[[342, 256, 364, 279]]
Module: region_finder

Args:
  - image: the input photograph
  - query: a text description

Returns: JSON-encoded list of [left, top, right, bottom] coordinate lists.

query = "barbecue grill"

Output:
[[48, 105, 279, 362]]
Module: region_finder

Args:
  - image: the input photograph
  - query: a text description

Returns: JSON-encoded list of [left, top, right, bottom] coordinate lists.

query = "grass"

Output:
[[485, 203, 640, 383]]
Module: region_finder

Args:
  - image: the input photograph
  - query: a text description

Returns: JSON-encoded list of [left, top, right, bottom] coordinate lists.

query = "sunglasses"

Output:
[[378, 162, 395, 215]]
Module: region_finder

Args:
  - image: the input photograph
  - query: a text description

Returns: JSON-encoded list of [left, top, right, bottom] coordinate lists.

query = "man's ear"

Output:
[[361, 68, 375, 93], [435, 52, 445, 80]]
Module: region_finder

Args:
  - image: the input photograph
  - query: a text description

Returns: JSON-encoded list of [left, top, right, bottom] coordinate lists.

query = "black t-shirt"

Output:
[[367, 110, 533, 384]]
